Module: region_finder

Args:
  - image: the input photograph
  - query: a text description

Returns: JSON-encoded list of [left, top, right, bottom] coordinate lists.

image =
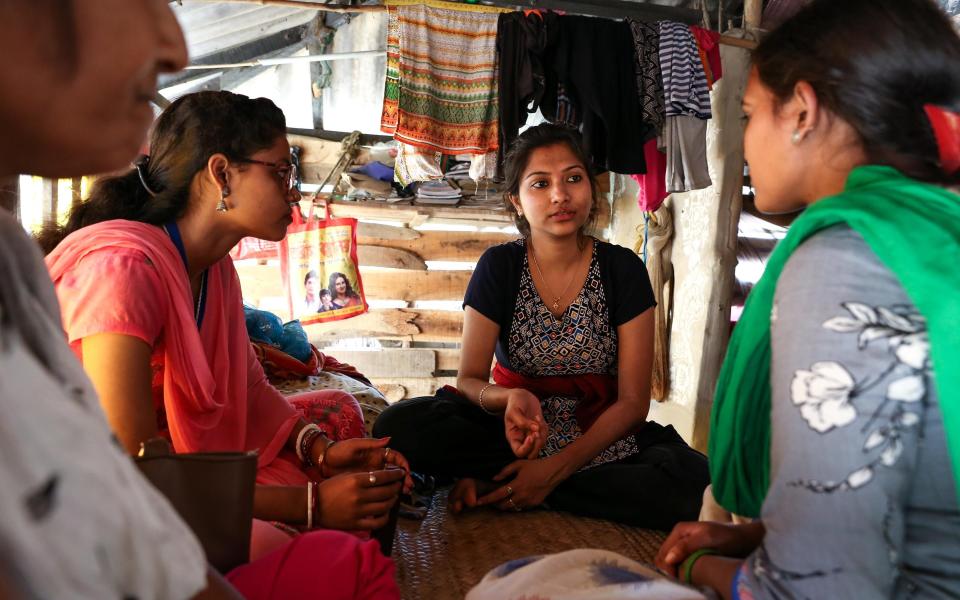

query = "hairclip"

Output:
[[134, 155, 159, 197], [924, 104, 960, 175]]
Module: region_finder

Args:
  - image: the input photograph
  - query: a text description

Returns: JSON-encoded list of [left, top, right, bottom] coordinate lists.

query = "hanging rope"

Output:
[[645, 205, 674, 402]]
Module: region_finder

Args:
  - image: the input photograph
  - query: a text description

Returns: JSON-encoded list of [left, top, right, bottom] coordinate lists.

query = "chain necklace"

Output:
[[530, 243, 581, 312]]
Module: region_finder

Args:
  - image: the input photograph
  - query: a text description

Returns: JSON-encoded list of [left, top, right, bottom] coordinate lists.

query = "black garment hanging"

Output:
[[551, 16, 652, 174], [496, 11, 560, 173]]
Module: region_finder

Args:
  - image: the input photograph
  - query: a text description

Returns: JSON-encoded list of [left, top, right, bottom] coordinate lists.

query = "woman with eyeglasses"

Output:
[[38, 90, 412, 562]]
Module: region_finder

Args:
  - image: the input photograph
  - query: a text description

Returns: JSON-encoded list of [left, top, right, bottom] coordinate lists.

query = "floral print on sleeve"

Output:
[[789, 303, 929, 494]]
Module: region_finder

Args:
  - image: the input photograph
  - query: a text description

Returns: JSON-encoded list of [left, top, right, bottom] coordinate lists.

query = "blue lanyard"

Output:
[[162, 222, 208, 329]]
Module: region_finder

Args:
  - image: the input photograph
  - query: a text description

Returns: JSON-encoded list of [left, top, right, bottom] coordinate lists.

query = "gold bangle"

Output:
[[478, 383, 498, 415]]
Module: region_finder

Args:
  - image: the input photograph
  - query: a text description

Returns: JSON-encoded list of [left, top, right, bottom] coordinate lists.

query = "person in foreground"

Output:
[[375, 124, 709, 530], [655, 0, 960, 598], [0, 1, 399, 598], [40, 89, 413, 559]]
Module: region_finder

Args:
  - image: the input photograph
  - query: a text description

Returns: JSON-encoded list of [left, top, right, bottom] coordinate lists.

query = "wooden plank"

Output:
[[362, 270, 471, 302], [329, 201, 514, 227], [744, 0, 763, 27], [436, 348, 461, 373], [359, 230, 516, 263], [321, 349, 436, 379], [357, 246, 427, 271], [371, 376, 458, 401], [305, 308, 463, 342], [236, 263, 472, 303], [376, 384, 407, 403], [357, 222, 421, 241]]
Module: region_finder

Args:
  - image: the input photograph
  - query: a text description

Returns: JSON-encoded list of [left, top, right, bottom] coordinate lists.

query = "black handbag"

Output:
[[136, 438, 256, 573]]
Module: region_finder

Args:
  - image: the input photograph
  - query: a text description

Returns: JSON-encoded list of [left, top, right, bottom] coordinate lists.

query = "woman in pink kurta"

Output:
[[41, 92, 410, 588]]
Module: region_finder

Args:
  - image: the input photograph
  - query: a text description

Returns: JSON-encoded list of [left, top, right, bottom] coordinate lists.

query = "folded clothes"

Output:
[[353, 161, 395, 183]]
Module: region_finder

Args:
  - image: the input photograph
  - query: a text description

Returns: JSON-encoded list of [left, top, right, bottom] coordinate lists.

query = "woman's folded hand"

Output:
[[504, 389, 548, 459], [315, 468, 405, 530]]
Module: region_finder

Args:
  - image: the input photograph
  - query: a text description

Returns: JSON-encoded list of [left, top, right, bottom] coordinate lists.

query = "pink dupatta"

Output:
[[46, 220, 298, 467]]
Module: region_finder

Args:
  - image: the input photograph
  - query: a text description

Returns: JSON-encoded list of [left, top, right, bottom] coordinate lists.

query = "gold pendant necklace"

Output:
[[530, 243, 579, 313]]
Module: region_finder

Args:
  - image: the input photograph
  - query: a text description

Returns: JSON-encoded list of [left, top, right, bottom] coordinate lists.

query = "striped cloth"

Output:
[[380, 0, 505, 154], [658, 21, 712, 119]]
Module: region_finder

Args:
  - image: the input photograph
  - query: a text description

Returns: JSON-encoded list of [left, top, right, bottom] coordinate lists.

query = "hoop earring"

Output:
[[217, 186, 230, 212]]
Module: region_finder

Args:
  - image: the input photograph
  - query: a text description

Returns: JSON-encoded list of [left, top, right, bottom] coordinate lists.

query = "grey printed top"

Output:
[[735, 226, 960, 599]]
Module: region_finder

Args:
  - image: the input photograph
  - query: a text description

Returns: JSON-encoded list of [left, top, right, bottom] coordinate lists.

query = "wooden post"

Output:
[[71, 177, 83, 210], [41, 178, 57, 226], [744, 0, 763, 28]]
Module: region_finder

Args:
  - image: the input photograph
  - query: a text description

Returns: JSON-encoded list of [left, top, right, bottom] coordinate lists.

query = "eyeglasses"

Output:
[[234, 158, 299, 191]]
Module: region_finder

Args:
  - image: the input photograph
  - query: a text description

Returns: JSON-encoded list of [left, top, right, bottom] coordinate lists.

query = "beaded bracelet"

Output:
[[298, 426, 324, 467], [478, 383, 497, 415], [295, 424, 320, 463], [680, 548, 718, 584]]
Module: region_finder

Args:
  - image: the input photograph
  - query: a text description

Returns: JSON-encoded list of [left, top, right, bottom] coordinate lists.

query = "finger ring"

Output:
[[384, 448, 391, 461], [505, 485, 514, 496], [368, 472, 377, 485], [507, 497, 521, 512]]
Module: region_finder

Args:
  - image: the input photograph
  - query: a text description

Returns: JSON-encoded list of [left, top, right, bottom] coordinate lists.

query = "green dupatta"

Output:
[[709, 165, 960, 518]]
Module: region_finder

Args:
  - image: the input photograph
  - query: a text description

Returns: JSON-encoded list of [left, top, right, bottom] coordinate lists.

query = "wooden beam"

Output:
[[321, 349, 437, 378], [71, 177, 83, 210], [719, 35, 757, 50], [358, 222, 421, 241], [358, 230, 516, 263], [41, 178, 56, 226], [328, 200, 514, 227], [435, 348, 461, 373], [287, 128, 394, 147], [362, 270, 471, 302], [237, 262, 472, 302], [744, 0, 763, 28], [372, 376, 458, 402], [305, 308, 463, 342], [358, 246, 428, 270], [180, 0, 386, 13]]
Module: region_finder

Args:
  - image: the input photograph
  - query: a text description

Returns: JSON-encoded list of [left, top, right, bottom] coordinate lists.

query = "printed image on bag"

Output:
[[280, 206, 368, 324]]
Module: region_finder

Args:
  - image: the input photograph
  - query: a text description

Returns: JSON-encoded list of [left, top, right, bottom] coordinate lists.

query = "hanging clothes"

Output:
[[658, 21, 712, 119], [690, 26, 723, 89], [379, 0, 504, 155], [496, 10, 560, 169], [659, 21, 713, 192], [394, 142, 443, 187], [551, 15, 651, 174], [632, 139, 668, 213], [627, 19, 665, 142], [664, 115, 712, 193]]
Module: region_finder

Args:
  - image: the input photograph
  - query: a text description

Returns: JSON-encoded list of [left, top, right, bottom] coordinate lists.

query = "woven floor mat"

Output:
[[393, 488, 667, 600]]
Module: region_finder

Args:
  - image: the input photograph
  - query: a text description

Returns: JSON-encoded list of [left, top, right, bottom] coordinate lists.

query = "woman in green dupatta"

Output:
[[655, 0, 960, 598]]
